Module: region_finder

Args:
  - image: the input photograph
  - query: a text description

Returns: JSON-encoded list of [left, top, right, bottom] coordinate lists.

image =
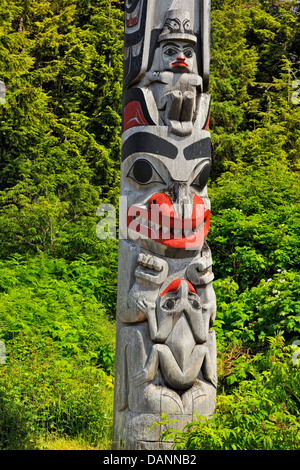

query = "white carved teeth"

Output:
[[173, 229, 181, 236], [162, 226, 169, 234]]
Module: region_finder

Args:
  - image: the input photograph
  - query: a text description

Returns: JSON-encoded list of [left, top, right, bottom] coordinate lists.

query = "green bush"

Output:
[[0, 335, 114, 449], [215, 270, 300, 348], [208, 161, 299, 290], [157, 336, 300, 450], [0, 254, 116, 449]]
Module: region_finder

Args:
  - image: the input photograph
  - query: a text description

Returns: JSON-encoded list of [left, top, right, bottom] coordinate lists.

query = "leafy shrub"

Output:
[[215, 270, 300, 348], [157, 336, 300, 450], [0, 335, 114, 449], [0, 254, 116, 448], [0, 254, 116, 367], [208, 161, 299, 290]]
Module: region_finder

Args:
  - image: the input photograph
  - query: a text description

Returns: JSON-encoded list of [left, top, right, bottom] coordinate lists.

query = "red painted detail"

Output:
[[125, 1, 141, 28], [126, 15, 139, 27], [172, 60, 189, 68], [124, 101, 148, 130], [160, 278, 196, 297], [127, 192, 211, 249], [205, 109, 211, 131]]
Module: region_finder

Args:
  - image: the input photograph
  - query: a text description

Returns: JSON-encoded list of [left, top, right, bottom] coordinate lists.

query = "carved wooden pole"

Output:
[[113, 0, 216, 450]]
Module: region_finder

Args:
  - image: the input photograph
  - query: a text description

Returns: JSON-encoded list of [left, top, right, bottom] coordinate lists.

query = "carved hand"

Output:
[[132, 368, 151, 387], [137, 299, 156, 319]]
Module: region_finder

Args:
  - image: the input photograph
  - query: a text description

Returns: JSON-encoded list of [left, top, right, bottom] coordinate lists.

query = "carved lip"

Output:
[[127, 195, 210, 248], [172, 60, 189, 68]]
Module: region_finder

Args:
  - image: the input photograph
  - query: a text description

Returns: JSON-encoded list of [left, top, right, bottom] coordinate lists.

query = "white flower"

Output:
[[277, 269, 281, 272]]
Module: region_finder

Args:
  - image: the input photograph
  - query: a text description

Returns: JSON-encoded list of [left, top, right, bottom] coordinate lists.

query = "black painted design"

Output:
[[183, 138, 211, 160], [127, 158, 165, 185], [121, 132, 178, 162], [123, 87, 157, 129], [192, 162, 211, 190]]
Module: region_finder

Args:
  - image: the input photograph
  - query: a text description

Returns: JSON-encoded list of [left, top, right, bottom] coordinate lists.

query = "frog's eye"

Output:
[[127, 159, 165, 185], [191, 299, 201, 309], [162, 298, 176, 309], [192, 162, 211, 191]]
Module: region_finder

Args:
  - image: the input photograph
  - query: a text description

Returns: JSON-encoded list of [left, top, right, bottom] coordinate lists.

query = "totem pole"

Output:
[[113, 0, 216, 450]]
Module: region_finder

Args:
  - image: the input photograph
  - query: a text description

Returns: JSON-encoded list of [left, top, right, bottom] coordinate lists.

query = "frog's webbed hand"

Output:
[[137, 299, 156, 318], [137, 298, 161, 342], [133, 368, 151, 387]]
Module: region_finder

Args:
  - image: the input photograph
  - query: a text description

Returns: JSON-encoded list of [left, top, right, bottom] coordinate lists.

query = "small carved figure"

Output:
[[134, 279, 217, 390], [139, 9, 202, 136]]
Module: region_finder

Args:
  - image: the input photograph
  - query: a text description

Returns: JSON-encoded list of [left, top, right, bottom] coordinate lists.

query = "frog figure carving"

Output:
[[134, 279, 217, 390]]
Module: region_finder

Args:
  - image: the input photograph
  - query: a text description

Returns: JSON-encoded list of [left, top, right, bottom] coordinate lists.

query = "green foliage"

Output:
[[0, 254, 116, 360], [215, 270, 300, 348], [0, 335, 114, 449], [0, 0, 123, 257], [208, 160, 300, 290], [0, 254, 116, 448], [0, 0, 299, 451], [157, 336, 300, 450], [210, 0, 300, 176]]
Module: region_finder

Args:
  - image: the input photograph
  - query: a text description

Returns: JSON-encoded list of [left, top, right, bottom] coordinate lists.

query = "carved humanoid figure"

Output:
[[139, 9, 202, 136]]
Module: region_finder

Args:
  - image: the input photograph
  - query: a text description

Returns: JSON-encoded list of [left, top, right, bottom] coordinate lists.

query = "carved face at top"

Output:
[[161, 40, 196, 73]]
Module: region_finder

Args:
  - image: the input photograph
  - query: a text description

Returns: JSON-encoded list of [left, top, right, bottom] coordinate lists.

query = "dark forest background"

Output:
[[0, 0, 299, 450]]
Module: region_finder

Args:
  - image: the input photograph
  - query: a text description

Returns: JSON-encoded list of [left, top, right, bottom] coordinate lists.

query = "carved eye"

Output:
[[192, 162, 211, 190], [191, 299, 201, 309], [184, 47, 194, 58], [163, 47, 178, 56], [168, 19, 180, 30], [162, 298, 176, 309], [127, 159, 165, 185]]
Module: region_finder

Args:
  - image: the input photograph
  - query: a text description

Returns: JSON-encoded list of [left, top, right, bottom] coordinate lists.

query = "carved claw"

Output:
[[186, 256, 214, 286]]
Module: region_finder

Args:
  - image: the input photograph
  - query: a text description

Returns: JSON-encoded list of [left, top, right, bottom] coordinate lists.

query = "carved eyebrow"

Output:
[[183, 138, 212, 160], [162, 42, 194, 49], [121, 132, 178, 161], [162, 42, 180, 49]]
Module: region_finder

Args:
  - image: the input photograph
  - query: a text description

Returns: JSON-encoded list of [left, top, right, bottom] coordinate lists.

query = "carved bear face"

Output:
[[120, 127, 211, 257]]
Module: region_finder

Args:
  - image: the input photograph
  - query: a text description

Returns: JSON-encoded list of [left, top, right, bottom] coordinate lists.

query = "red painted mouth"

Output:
[[172, 60, 189, 68], [127, 193, 210, 249]]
